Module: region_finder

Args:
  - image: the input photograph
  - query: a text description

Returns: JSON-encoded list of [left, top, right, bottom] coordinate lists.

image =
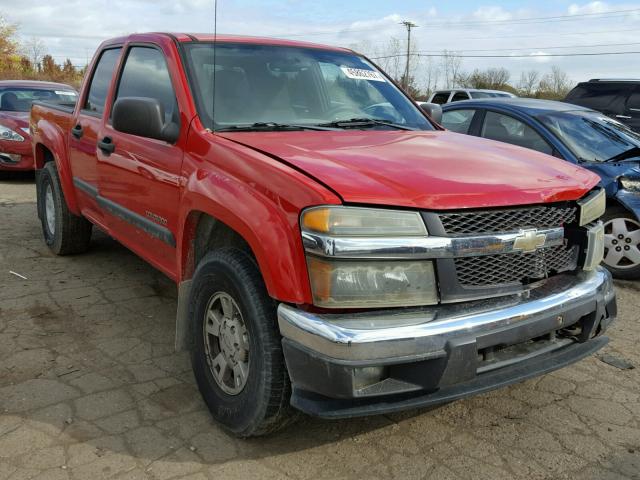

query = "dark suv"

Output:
[[565, 79, 640, 132]]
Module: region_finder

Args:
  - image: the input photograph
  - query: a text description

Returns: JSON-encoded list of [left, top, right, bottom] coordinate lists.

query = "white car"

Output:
[[428, 89, 516, 105]]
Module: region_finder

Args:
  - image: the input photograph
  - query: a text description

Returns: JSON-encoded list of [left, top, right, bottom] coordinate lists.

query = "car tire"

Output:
[[189, 248, 293, 437], [602, 207, 640, 280], [37, 162, 92, 255]]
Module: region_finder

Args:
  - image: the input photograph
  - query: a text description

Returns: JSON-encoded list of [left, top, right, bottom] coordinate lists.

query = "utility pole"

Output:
[[400, 21, 418, 90]]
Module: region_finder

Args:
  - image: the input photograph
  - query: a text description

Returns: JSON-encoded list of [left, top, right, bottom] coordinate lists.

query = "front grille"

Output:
[[439, 205, 577, 235], [454, 245, 579, 287]]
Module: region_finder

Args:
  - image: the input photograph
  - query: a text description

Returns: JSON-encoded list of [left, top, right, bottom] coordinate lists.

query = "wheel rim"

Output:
[[603, 216, 640, 270], [203, 292, 250, 395], [44, 183, 56, 236]]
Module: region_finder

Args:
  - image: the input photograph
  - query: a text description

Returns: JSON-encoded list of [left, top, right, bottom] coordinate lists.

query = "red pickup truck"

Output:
[[31, 33, 616, 437]]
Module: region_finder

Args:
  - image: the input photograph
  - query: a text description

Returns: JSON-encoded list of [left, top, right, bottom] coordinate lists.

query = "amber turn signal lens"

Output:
[[301, 208, 331, 233]]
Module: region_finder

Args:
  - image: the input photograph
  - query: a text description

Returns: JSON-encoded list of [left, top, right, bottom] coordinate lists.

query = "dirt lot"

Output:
[[0, 177, 639, 480]]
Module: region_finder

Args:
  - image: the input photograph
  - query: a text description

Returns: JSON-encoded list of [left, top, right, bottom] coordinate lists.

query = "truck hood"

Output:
[[219, 130, 599, 210]]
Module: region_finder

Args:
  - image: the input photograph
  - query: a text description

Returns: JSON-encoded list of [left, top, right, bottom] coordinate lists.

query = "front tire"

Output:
[[189, 248, 292, 437], [602, 207, 640, 279], [37, 162, 92, 255]]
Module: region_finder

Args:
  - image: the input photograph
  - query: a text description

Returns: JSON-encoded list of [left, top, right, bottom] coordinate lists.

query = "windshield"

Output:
[[0, 87, 77, 112], [537, 110, 640, 162], [184, 43, 433, 131]]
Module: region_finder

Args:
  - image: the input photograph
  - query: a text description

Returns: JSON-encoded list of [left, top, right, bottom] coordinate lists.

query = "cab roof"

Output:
[[103, 32, 352, 53]]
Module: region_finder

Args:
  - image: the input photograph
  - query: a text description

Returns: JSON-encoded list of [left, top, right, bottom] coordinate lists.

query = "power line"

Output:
[[370, 51, 640, 60], [283, 8, 640, 38], [403, 41, 640, 55]]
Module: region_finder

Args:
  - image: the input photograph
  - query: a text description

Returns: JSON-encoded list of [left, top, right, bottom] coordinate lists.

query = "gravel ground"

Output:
[[1, 178, 639, 480]]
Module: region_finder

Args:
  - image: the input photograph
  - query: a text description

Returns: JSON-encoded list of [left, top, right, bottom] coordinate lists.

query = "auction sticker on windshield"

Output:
[[340, 67, 386, 82]]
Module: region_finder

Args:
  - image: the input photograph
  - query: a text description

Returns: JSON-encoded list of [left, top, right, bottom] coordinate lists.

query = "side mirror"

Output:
[[112, 97, 179, 143], [417, 102, 443, 124]]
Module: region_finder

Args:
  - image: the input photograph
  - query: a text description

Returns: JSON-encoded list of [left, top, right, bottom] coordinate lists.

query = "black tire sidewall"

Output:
[[37, 164, 62, 252], [190, 250, 278, 436], [602, 207, 640, 279]]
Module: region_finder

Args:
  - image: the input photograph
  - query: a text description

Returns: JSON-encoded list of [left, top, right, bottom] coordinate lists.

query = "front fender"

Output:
[[615, 189, 640, 221], [177, 132, 341, 304]]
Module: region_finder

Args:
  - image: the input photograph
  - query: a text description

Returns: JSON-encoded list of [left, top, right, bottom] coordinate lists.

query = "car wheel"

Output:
[[37, 162, 92, 255], [602, 207, 640, 279], [189, 248, 293, 437]]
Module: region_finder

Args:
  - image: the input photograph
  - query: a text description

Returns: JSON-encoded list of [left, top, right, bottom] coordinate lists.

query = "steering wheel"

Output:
[[325, 106, 363, 121], [363, 104, 403, 123]]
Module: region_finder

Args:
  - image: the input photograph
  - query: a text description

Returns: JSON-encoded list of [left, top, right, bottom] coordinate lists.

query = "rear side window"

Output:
[[481, 111, 552, 155], [566, 83, 634, 113], [84, 48, 122, 115], [442, 109, 476, 134], [627, 88, 640, 111], [431, 92, 450, 104], [114, 47, 178, 124], [451, 91, 469, 102]]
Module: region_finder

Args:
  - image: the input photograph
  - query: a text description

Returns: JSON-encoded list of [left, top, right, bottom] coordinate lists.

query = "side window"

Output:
[[431, 92, 450, 105], [481, 111, 552, 155], [451, 91, 469, 102], [115, 47, 177, 124], [84, 48, 122, 115], [627, 88, 640, 111], [442, 109, 476, 134]]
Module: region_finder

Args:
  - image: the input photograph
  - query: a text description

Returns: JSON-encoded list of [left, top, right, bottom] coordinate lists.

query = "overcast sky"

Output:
[[1, 0, 638, 89]]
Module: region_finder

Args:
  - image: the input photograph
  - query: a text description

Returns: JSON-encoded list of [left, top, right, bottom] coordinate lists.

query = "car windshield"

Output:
[[183, 42, 433, 131], [537, 110, 640, 162], [0, 87, 77, 112]]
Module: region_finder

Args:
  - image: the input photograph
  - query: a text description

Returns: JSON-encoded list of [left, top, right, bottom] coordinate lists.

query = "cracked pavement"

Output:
[[0, 176, 639, 480]]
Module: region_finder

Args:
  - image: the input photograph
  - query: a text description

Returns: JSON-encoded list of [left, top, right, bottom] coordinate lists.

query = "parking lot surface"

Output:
[[1, 178, 639, 480]]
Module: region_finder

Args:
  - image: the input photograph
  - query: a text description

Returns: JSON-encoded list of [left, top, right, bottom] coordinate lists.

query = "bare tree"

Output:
[[423, 56, 440, 97], [440, 50, 463, 88], [23, 37, 46, 71], [518, 70, 541, 97], [538, 66, 572, 99]]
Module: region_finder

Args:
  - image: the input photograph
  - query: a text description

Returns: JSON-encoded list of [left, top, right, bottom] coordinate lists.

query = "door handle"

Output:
[[97, 136, 115, 155], [71, 124, 84, 139], [629, 108, 640, 113], [616, 115, 632, 120]]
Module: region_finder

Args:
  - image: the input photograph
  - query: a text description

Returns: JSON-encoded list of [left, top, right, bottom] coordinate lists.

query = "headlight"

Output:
[[619, 177, 640, 193], [578, 189, 606, 226], [301, 206, 438, 308], [0, 125, 24, 142]]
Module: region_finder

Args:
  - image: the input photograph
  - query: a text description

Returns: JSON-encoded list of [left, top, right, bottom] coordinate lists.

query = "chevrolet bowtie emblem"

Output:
[[513, 229, 546, 252]]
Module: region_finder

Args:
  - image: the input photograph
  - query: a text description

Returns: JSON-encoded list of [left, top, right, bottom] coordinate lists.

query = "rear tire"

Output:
[[602, 207, 640, 280], [189, 248, 293, 437], [37, 162, 92, 255]]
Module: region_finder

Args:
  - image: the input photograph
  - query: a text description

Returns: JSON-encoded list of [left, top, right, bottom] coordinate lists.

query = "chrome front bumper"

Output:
[[278, 268, 616, 417]]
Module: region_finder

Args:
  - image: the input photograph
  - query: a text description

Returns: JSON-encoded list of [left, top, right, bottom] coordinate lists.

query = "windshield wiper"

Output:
[[605, 146, 640, 162], [216, 122, 335, 132], [316, 118, 415, 131]]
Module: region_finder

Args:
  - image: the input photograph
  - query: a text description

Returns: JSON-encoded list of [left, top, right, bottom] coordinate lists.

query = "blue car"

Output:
[[441, 98, 640, 279]]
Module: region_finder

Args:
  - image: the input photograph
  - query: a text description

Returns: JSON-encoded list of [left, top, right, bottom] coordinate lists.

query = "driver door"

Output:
[[97, 44, 184, 277]]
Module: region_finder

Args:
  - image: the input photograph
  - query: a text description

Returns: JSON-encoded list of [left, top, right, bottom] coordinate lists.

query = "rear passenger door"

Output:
[[98, 44, 184, 275], [479, 110, 553, 155], [69, 47, 122, 221]]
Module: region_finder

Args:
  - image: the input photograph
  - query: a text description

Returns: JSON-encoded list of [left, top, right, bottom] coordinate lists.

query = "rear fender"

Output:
[[33, 119, 80, 215]]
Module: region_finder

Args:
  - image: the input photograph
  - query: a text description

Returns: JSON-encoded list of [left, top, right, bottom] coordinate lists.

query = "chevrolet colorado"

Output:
[[30, 33, 616, 437]]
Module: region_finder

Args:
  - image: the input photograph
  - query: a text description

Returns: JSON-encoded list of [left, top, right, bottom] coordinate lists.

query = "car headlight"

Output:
[[619, 177, 640, 193], [578, 188, 606, 226], [0, 125, 25, 142], [301, 206, 438, 308]]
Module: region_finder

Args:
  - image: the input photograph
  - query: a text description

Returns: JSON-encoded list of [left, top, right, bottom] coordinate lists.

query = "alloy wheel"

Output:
[[203, 292, 250, 395], [603, 216, 640, 269]]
